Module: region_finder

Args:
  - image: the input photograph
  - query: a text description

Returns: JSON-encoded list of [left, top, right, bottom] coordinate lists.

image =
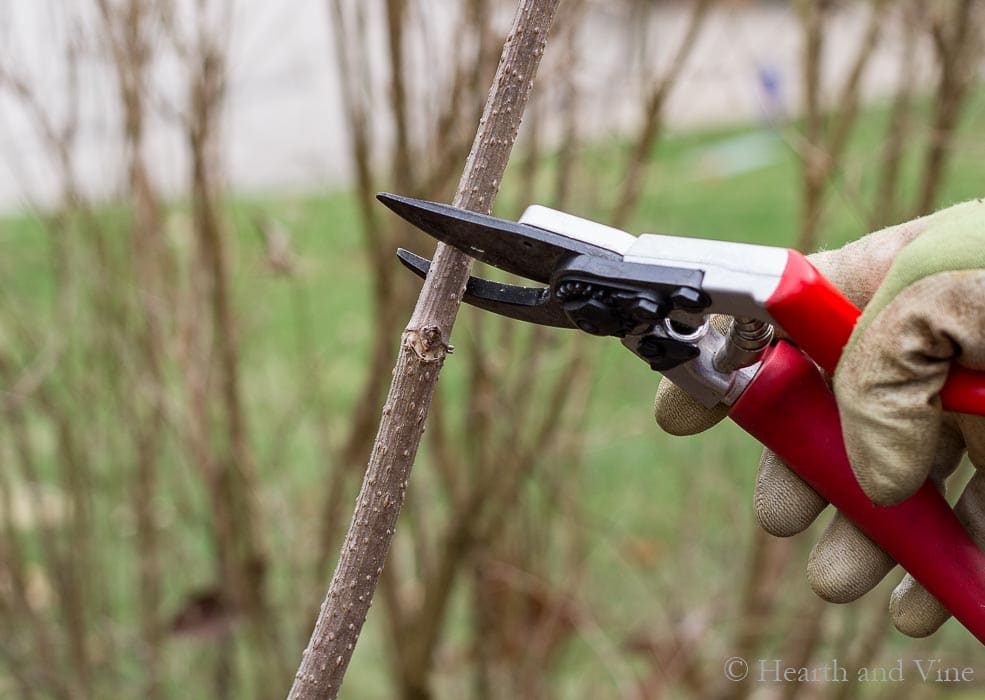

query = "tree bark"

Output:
[[287, 1, 561, 697]]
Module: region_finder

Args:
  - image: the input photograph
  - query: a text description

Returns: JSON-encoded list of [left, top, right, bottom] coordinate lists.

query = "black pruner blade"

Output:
[[378, 192, 622, 284], [396, 249, 575, 328]]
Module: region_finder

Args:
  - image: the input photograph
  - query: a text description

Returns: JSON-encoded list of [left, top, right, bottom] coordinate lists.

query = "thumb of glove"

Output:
[[835, 206, 985, 505]]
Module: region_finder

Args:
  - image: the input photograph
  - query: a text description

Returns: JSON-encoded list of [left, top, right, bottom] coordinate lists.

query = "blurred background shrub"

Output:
[[0, 0, 983, 697]]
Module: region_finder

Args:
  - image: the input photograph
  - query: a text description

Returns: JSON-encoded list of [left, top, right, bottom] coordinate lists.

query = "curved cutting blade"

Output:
[[396, 249, 575, 328], [378, 192, 622, 284]]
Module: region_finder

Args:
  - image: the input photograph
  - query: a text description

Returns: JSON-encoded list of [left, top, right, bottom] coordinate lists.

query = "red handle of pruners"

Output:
[[728, 250, 985, 643], [764, 250, 985, 413], [731, 343, 985, 643]]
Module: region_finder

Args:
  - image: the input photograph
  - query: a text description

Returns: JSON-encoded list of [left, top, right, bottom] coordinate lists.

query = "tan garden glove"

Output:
[[654, 199, 985, 637]]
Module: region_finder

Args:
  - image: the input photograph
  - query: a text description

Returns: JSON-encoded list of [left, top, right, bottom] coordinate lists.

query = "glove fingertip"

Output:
[[836, 370, 943, 506], [753, 451, 827, 537], [889, 575, 950, 638], [653, 379, 727, 436], [853, 453, 930, 507], [806, 515, 894, 604]]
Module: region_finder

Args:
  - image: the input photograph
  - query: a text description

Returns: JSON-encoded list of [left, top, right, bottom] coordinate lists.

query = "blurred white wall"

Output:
[[0, 0, 934, 212]]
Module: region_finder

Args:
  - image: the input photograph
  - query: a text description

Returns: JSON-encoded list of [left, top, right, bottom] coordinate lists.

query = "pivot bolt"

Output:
[[629, 295, 666, 323], [670, 286, 709, 311]]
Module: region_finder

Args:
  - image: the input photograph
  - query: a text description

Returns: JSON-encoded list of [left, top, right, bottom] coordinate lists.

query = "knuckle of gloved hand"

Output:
[[806, 223, 925, 308]]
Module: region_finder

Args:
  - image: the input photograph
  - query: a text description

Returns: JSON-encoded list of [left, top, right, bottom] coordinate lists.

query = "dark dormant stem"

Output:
[[288, 1, 560, 697]]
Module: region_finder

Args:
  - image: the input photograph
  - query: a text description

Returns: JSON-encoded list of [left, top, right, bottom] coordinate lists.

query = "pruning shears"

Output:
[[378, 193, 985, 643]]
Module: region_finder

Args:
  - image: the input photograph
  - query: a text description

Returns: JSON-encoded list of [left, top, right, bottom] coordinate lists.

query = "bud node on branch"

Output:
[[403, 326, 452, 362]]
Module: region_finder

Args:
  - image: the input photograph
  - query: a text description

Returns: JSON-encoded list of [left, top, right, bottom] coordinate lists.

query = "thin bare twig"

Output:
[[288, 1, 561, 696], [870, 1, 919, 229], [795, 0, 887, 252], [610, 0, 715, 229], [913, 0, 980, 215]]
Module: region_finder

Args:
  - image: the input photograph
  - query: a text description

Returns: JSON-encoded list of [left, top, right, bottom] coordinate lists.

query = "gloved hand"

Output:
[[654, 199, 985, 637]]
